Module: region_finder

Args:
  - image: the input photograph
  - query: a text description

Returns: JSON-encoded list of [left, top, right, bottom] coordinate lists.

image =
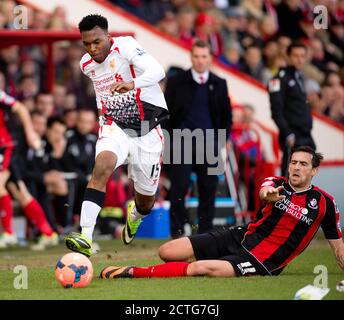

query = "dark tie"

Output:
[[296, 72, 305, 93]]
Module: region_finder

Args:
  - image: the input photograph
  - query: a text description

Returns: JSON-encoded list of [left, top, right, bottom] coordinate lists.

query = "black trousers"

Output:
[[167, 163, 218, 237]]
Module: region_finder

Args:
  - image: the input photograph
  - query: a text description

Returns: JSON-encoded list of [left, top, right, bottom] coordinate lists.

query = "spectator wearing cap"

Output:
[[221, 7, 247, 45], [195, 12, 223, 58]]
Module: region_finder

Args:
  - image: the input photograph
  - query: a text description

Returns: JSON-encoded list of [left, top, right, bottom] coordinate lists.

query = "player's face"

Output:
[[289, 47, 307, 70], [191, 46, 212, 73], [288, 151, 318, 190], [81, 27, 112, 63]]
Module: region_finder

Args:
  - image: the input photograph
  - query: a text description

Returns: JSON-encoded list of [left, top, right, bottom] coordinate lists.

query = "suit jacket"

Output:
[[164, 69, 232, 138], [268, 66, 313, 147]]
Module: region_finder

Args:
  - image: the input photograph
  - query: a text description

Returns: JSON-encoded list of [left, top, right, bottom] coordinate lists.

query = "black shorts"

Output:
[[188, 226, 270, 277], [8, 150, 22, 184]]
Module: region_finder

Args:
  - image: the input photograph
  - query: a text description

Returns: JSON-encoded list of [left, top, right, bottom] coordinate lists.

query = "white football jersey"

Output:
[[80, 36, 168, 133]]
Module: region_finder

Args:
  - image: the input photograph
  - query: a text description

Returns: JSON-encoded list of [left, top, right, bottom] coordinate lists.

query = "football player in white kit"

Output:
[[65, 14, 168, 256]]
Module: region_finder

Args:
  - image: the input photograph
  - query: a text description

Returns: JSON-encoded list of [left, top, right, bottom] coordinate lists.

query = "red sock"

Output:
[[133, 262, 189, 278], [0, 194, 13, 234], [23, 199, 53, 236]]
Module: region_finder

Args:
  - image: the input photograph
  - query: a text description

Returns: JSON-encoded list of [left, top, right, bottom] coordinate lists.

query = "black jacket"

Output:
[[66, 129, 97, 182], [268, 66, 313, 146], [164, 69, 232, 138]]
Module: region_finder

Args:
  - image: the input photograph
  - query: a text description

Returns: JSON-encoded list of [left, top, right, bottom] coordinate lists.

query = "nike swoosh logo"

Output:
[[124, 225, 134, 243], [75, 238, 91, 248]]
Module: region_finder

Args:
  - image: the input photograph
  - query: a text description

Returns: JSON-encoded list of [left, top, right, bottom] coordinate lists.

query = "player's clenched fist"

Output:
[[259, 185, 286, 202]]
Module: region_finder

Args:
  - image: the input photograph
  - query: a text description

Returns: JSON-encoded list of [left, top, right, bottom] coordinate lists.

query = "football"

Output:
[[336, 280, 344, 293], [55, 252, 93, 288]]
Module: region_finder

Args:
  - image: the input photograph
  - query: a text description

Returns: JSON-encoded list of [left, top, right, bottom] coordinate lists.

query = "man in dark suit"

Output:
[[164, 40, 232, 238], [268, 42, 316, 176]]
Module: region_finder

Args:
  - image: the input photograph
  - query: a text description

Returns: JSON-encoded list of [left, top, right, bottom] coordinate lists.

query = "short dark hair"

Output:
[[287, 41, 307, 56], [191, 39, 212, 54], [47, 116, 65, 129], [78, 14, 108, 33], [291, 146, 323, 168]]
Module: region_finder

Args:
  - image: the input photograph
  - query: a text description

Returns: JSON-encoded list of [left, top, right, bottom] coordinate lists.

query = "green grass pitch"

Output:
[[0, 236, 343, 300]]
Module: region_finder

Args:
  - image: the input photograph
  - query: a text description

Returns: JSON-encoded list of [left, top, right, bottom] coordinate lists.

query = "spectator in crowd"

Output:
[[66, 108, 97, 217], [63, 107, 78, 130], [194, 12, 223, 58], [35, 92, 55, 118], [221, 7, 247, 46], [0, 89, 58, 250], [275, 0, 306, 40], [156, 11, 179, 39], [17, 76, 39, 103], [219, 40, 242, 70], [164, 40, 232, 238], [176, 5, 196, 47], [269, 42, 316, 176], [20, 110, 63, 236], [276, 34, 292, 60], [310, 37, 338, 74], [52, 84, 67, 115], [322, 72, 344, 124], [44, 116, 75, 234], [240, 44, 264, 82], [262, 52, 287, 85], [230, 104, 262, 211]]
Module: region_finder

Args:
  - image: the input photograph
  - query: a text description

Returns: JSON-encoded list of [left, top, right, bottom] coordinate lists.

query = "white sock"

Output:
[[130, 205, 145, 222], [80, 200, 102, 242]]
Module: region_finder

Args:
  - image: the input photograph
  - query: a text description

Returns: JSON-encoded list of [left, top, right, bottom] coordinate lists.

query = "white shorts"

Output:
[[96, 123, 164, 196]]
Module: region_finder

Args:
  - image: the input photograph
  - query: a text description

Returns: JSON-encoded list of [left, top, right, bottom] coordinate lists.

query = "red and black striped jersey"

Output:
[[242, 176, 342, 274]]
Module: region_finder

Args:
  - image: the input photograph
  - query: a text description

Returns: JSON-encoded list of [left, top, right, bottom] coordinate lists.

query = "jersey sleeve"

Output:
[[321, 196, 342, 240], [0, 90, 16, 107], [120, 36, 165, 88]]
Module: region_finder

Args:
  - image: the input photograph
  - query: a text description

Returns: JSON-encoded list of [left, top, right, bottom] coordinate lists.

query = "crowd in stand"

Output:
[[112, 0, 344, 125], [0, 0, 343, 248]]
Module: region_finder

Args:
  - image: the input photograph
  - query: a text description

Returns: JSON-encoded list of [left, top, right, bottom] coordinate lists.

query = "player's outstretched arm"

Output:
[[328, 239, 344, 271], [259, 185, 286, 203], [12, 101, 41, 150]]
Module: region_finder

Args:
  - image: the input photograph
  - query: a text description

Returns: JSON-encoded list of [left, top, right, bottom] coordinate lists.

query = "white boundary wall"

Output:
[[21, 0, 344, 160]]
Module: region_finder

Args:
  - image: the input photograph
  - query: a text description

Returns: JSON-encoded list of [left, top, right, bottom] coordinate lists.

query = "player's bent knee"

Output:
[[158, 243, 173, 261]]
